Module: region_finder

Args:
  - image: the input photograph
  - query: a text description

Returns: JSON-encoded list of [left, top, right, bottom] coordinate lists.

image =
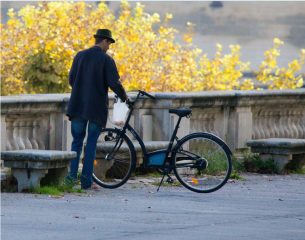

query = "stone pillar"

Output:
[[150, 109, 171, 141], [1, 115, 7, 151], [142, 115, 153, 141], [49, 113, 66, 150], [234, 107, 253, 150]]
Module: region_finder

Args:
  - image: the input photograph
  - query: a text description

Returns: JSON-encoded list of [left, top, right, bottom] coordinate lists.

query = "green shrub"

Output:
[[242, 153, 278, 174]]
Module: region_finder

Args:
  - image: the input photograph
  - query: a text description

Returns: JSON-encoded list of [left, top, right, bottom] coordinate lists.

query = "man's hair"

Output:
[[95, 37, 107, 45]]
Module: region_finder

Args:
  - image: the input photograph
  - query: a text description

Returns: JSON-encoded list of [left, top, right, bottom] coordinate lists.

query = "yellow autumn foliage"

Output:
[[1, 1, 304, 95], [257, 38, 305, 89]]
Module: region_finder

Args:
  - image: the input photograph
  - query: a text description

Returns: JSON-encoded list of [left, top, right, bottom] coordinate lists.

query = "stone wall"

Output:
[[1, 90, 305, 154]]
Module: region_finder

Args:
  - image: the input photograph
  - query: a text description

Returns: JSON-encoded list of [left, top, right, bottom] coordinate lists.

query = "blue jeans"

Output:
[[67, 119, 102, 188]]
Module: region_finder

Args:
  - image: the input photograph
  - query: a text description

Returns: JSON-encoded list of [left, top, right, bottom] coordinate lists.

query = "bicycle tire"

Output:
[[173, 132, 232, 193], [93, 128, 136, 189]]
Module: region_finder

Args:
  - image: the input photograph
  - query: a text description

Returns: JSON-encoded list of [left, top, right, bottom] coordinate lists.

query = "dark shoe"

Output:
[[81, 182, 99, 190], [80, 175, 93, 189]]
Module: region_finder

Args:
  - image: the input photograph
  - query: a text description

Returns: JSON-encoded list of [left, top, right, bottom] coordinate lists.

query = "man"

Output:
[[66, 29, 128, 189]]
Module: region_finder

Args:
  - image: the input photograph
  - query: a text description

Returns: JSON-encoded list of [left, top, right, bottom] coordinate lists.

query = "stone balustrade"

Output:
[[1, 94, 69, 152], [1, 90, 305, 155]]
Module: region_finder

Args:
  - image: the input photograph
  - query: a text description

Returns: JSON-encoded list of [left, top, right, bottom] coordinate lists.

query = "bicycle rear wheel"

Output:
[[173, 132, 232, 193], [93, 128, 136, 188]]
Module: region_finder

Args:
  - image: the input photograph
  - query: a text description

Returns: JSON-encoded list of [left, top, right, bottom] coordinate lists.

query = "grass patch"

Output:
[[30, 183, 83, 196], [286, 166, 305, 174], [134, 167, 163, 178], [143, 171, 163, 178], [33, 186, 62, 196], [152, 179, 182, 187], [201, 152, 229, 175], [229, 156, 245, 180], [232, 156, 246, 172], [230, 171, 245, 180]]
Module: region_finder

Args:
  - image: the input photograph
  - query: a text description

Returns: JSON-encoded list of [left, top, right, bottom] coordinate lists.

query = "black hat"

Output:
[[94, 29, 115, 43]]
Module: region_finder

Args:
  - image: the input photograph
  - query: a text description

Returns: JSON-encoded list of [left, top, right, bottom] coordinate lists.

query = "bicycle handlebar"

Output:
[[124, 90, 155, 108], [138, 90, 156, 100]]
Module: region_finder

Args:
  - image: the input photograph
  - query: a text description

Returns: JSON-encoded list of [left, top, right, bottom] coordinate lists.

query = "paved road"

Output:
[[1, 174, 305, 240]]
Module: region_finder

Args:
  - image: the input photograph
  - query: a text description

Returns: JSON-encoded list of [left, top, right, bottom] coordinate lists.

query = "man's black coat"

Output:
[[67, 46, 127, 127]]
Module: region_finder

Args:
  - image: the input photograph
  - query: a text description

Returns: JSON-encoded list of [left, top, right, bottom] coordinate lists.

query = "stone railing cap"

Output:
[[1, 89, 305, 104], [247, 138, 305, 148], [1, 149, 76, 161], [0, 94, 70, 104]]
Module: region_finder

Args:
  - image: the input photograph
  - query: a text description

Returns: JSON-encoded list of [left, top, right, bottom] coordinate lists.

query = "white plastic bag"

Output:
[[113, 98, 129, 126]]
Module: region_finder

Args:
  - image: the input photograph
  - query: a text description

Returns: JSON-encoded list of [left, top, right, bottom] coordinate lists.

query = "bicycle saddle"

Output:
[[169, 108, 192, 117]]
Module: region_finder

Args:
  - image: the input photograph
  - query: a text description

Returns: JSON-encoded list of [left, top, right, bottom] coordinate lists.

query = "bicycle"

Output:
[[93, 90, 232, 193]]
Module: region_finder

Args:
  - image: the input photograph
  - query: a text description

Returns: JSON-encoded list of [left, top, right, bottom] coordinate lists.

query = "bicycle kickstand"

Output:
[[157, 174, 166, 192], [157, 174, 174, 192]]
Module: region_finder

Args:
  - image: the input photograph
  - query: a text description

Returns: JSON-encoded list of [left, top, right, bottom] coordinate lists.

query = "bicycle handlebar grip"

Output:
[[139, 90, 156, 100]]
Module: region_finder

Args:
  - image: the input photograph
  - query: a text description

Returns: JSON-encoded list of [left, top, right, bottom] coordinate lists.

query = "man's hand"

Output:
[[126, 98, 133, 108]]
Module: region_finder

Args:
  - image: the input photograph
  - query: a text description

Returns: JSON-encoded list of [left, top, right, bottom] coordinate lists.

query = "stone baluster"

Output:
[[190, 114, 197, 133], [33, 120, 45, 149], [267, 110, 276, 138], [278, 111, 285, 138], [192, 112, 211, 133], [291, 110, 300, 138], [20, 119, 32, 149], [203, 114, 209, 132], [259, 110, 266, 138], [257, 110, 266, 139], [264, 110, 272, 138], [286, 110, 294, 138], [205, 114, 210, 132], [191, 113, 198, 132], [258, 110, 265, 138], [254, 111, 261, 139], [303, 111, 305, 138], [295, 109, 304, 138], [261, 110, 269, 138], [195, 118, 200, 132], [272, 111, 279, 138], [190, 118, 197, 133], [5, 119, 18, 150], [252, 112, 259, 139], [272, 111, 280, 138], [286, 110, 293, 138], [208, 114, 215, 134], [13, 121, 23, 150], [5, 119, 12, 150], [296, 109, 304, 138], [200, 113, 207, 132], [281, 109, 291, 138], [27, 119, 39, 149], [300, 110, 305, 138]]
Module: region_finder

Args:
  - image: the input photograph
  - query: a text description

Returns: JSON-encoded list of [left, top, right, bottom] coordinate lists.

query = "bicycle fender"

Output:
[[173, 132, 232, 156]]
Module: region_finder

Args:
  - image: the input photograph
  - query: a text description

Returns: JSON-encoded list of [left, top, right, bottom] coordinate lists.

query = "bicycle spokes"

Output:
[[174, 133, 232, 193], [93, 129, 136, 188]]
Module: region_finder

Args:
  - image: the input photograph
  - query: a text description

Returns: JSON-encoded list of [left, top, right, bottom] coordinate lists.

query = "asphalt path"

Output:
[[1, 174, 305, 240]]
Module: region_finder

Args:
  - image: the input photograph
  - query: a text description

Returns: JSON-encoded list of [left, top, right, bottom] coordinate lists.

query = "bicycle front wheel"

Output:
[[173, 132, 232, 193], [93, 128, 136, 189]]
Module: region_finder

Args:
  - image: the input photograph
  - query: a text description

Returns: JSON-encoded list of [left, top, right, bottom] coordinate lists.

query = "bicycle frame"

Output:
[[116, 91, 185, 169]]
